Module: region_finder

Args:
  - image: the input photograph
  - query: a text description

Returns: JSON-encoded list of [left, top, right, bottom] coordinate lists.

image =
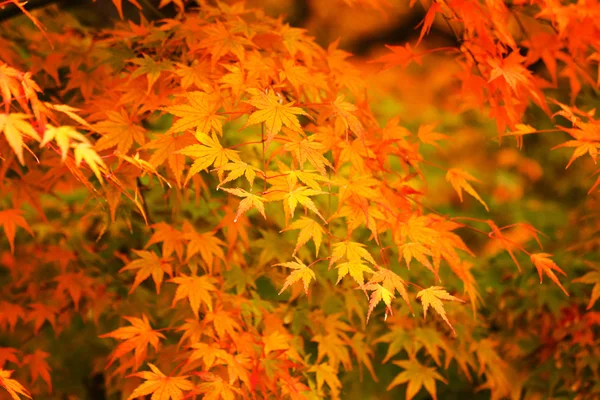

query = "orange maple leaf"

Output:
[[0, 209, 33, 253], [331, 95, 364, 140], [446, 168, 489, 211], [119, 250, 173, 294], [22, 350, 51, 391], [93, 109, 146, 154], [145, 222, 186, 260], [170, 274, 217, 317], [530, 253, 569, 296], [100, 315, 165, 369], [127, 363, 194, 400]]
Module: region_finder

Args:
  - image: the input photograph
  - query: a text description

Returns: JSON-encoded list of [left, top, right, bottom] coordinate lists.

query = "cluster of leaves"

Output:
[[0, 0, 599, 399]]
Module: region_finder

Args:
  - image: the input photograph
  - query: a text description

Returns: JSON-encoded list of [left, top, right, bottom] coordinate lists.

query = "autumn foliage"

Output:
[[0, 0, 600, 399]]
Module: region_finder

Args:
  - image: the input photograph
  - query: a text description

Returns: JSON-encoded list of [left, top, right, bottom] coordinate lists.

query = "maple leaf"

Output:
[[399, 242, 439, 281], [100, 315, 165, 369], [417, 286, 464, 334], [284, 136, 332, 175], [331, 95, 364, 140], [308, 363, 341, 399], [0, 303, 24, 332], [170, 274, 217, 317], [274, 256, 316, 295], [417, 122, 447, 149], [196, 21, 254, 65], [364, 266, 413, 318], [93, 109, 146, 154], [0, 209, 33, 253], [145, 132, 197, 188], [127, 363, 194, 400], [119, 250, 173, 294], [193, 373, 242, 400], [417, 2, 442, 45], [371, 43, 422, 70], [446, 168, 489, 211], [129, 55, 173, 94], [27, 303, 57, 333], [164, 92, 225, 136], [220, 187, 267, 221], [330, 241, 377, 267], [335, 261, 374, 285], [530, 253, 569, 296], [387, 359, 447, 400], [244, 88, 308, 146], [22, 350, 51, 391], [0, 369, 31, 400], [182, 223, 225, 266], [215, 161, 259, 189], [145, 222, 186, 260], [0, 113, 41, 165], [178, 132, 240, 185], [572, 262, 600, 309], [73, 142, 108, 183], [284, 186, 327, 222], [187, 343, 229, 370], [203, 308, 241, 340], [40, 125, 88, 161], [281, 217, 324, 256], [0, 348, 18, 368], [361, 282, 394, 323]]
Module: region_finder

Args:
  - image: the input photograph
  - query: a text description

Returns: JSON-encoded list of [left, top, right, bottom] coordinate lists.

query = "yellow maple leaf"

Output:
[[282, 216, 324, 257], [308, 363, 341, 399], [127, 363, 194, 400], [0, 369, 31, 400], [164, 91, 225, 136], [275, 256, 316, 295], [284, 136, 333, 175], [215, 161, 259, 189], [335, 261, 374, 285], [445, 168, 489, 211], [387, 359, 447, 400], [284, 186, 327, 222], [0, 113, 41, 165], [417, 286, 464, 334], [364, 266, 413, 317], [40, 125, 88, 161], [73, 142, 107, 183], [244, 88, 308, 146], [178, 132, 240, 185], [220, 187, 267, 222], [330, 241, 376, 267], [361, 282, 395, 323], [399, 242, 439, 281]]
